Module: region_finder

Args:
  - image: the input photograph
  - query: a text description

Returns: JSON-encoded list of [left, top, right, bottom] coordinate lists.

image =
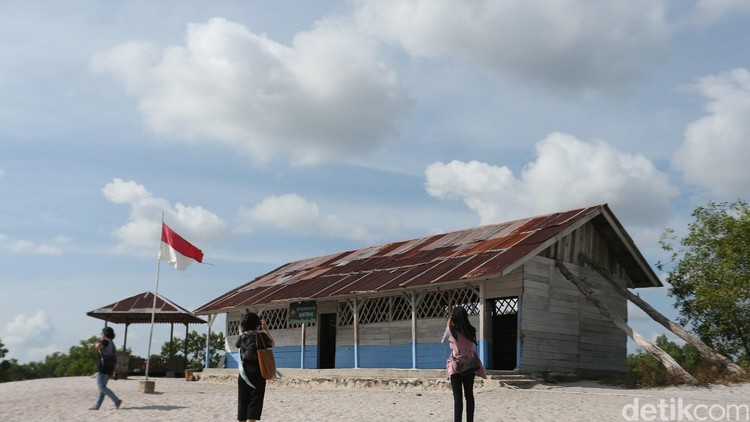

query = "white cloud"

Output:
[[355, 0, 671, 97], [0, 168, 5, 178], [673, 68, 750, 197], [102, 178, 227, 252], [0, 233, 63, 255], [2, 311, 58, 361], [239, 193, 375, 243], [53, 235, 72, 244], [425, 133, 678, 226], [92, 17, 410, 165]]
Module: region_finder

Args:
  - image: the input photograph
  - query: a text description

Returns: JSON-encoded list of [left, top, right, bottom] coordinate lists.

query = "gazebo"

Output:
[[87, 291, 206, 375]]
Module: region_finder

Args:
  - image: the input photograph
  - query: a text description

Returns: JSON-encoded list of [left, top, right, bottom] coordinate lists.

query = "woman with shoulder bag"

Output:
[[89, 326, 122, 410], [235, 311, 275, 422], [441, 307, 486, 422]]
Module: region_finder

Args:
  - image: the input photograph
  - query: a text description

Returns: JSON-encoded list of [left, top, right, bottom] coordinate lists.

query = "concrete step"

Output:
[[200, 368, 541, 390], [484, 371, 541, 389]]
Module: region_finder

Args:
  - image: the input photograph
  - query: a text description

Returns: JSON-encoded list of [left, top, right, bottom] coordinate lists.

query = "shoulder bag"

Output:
[[455, 355, 481, 375], [453, 345, 481, 376], [255, 333, 277, 380]]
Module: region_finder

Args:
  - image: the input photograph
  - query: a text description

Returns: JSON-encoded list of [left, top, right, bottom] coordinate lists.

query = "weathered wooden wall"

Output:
[[520, 252, 628, 375]]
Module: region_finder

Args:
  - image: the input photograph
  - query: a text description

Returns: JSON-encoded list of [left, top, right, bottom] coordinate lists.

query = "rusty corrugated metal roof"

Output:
[[87, 291, 206, 324], [195, 204, 659, 314]]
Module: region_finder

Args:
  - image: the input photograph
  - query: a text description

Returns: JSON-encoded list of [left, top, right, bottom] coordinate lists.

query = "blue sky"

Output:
[[2, 0, 749, 363]]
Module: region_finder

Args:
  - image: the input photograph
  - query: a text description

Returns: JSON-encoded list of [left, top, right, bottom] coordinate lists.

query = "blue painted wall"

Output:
[[226, 351, 239, 368], [226, 342, 451, 369], [332, 342, 449, 369], [226, 345, 318, 369]]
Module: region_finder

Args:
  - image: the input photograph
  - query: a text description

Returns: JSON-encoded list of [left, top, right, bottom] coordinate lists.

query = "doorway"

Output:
[[318, 313, 337, 369], [489, 297, 518, 370]]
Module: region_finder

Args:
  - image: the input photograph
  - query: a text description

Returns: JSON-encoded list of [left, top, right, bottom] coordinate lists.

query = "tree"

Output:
[[628, 335, 705, 387], [0, 335, 135, 383], [658, 200, 750, 359], [0, 338, 7, 359], [159, 330, 225, 370]]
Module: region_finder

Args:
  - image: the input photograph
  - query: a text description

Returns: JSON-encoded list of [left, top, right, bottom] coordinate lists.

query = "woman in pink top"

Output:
[[441, 307, 486, 422]]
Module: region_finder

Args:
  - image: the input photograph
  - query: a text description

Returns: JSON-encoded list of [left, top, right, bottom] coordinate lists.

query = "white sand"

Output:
[[1, 375, 749, 421]]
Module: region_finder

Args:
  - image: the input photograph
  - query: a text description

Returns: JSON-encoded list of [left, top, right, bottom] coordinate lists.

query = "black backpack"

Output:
[[100, 341, 117, 367]]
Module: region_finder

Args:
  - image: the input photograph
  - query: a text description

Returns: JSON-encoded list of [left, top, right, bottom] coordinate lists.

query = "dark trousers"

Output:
[[450, 373, 476, 422], [238, 368, 266, 421]]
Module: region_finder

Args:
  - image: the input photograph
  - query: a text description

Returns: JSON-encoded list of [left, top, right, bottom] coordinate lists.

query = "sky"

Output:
[[1, 0, 749, 364]]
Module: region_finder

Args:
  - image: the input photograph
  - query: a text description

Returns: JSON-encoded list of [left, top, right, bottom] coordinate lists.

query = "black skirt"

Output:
[[238, 365, 267, 421]]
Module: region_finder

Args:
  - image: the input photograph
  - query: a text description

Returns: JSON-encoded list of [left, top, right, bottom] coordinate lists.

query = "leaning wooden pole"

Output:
[[579, 254, 746, 376], [555, 261, 697, 385]]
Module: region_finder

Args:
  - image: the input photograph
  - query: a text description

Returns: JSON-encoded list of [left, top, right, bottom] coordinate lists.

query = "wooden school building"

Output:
[[195, 204, 661, 376]]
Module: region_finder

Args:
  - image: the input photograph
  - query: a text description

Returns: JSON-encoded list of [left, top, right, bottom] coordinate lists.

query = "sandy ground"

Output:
[[1, 375, 749, 421]]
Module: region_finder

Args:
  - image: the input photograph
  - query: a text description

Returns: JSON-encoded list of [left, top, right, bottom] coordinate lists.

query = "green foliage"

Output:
[[0, 335, 133, 383], [0, 338, 7, 359], [658, 200, 750, 359], [627, 335, 701, 387], [158, 330, 225, 370]]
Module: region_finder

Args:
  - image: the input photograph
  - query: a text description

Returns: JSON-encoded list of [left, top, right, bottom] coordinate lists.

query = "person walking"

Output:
[[442, 307, 486, 422], [235, 311, 275, 422], [90, 326, 122, 410]]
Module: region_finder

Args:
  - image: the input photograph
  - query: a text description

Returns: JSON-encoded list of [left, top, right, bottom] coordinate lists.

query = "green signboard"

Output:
[[289, 301, 317, 325]]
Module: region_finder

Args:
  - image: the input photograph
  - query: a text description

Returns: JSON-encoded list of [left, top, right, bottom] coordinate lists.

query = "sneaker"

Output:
[[88, 406, 99, 410], [115, 399, 123, 409]]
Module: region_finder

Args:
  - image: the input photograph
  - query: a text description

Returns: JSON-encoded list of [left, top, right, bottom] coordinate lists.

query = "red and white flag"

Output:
[[160, 223, 204, 271]]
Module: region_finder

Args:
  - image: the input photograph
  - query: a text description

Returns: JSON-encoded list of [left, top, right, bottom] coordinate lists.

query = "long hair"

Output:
[[449, 306, 477, 345], [241, 310, 261, 332], [102, 326, 115, 340]]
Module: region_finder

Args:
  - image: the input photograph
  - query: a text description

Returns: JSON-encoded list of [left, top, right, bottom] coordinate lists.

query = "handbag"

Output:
[[453, 352, 481, 375], [255, 333, 277, 380]]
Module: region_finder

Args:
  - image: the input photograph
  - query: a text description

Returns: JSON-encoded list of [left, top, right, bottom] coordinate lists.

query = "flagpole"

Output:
[[145, 213, 164, 381]]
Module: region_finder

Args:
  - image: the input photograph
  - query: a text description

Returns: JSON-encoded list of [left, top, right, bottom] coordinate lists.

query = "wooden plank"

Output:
[[524, 342, 579, 355], [555, 260, 697, 385], [523, 322, 579, 337], [549, 298, 580, 310], [317, 300, 338, 314], [524, 278, 550, 292], [580, 253, 747, 376], [523, 331, 579, 343]]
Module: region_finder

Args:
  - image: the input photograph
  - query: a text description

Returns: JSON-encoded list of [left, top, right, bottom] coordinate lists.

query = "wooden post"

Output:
[[411, 292, 417, 369], [184, 323, 189, 370], [169, 323, 174, 358], [555, 260, 697, 385], [352, 298, 360, 369], [301, 323, 306, 369], [477, 282, 486, 365], [407, 292, 426, 369], [579, 253, 746, 376]]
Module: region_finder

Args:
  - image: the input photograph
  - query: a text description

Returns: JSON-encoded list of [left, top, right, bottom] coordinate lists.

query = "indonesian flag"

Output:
[[160, 223, 204, 271]]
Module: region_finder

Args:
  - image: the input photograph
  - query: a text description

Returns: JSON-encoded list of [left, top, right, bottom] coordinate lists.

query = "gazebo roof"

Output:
[[87, 291, 206, 325]]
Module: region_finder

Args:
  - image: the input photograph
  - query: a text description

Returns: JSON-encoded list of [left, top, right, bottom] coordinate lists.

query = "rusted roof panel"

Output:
[[261, 274, 348, 303], [437, 253, 501, 283], [88, 291, 206, 324], [397, 257, 472, 288], [196, 204, 660, 314], [212, 286, 270, 309], [465, 243, 539, 279], [364, 268, 417, 292], [326, 271, 394, 296], [313, 273, 370, 299]]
